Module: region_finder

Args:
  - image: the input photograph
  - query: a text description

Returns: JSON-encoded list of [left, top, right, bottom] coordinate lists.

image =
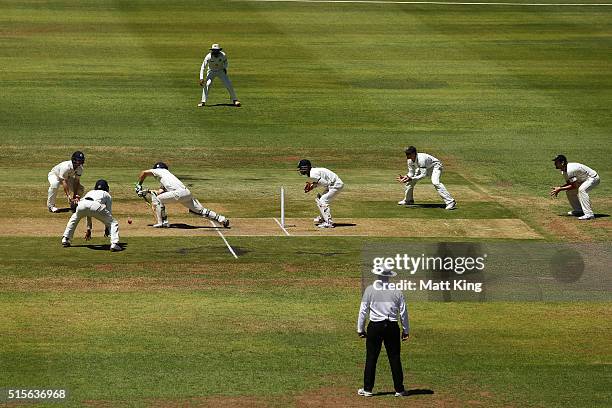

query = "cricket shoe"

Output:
[[197, 101, 206, 107], [48, 206, 60, 213], [233, 100, 241, 107], [357, 388, 373, 397], [317, 222, 334, 229], [110, 243, 123, 252], [394, 391, 410, 397], [578, 215, 594, 221], [397, 200, 414, 206], [61, 237, 70, 247], [217, 216, 230, 228], [567, 210, 583, 216], [313, 216, 324, 225], [153, 221, 169, 228], [445, 200, 457, 210]]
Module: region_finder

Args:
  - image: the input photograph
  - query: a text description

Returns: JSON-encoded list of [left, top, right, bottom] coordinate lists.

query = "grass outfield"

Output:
[[0, 0, 611, 407]]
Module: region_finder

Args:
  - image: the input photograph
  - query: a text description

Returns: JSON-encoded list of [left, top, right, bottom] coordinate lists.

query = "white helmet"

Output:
[[210, 43, 222, 51]]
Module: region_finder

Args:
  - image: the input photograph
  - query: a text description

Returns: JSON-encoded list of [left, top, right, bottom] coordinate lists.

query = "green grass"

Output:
[[0, 0, 610, 406]]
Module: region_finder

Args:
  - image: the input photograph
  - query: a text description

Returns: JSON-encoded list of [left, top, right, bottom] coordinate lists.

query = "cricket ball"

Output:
[[127, 217, 133, 225]]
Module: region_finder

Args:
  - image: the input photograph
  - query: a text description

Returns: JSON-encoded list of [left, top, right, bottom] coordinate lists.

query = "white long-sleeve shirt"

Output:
[[357, 283, 409, 333], [407, 153, 442, 180], [308, 167, 343, 188], [200, 51, 228, 79], [150, 168, 187, 192], [81, 189, 113, 229], [563, 162, 598, 184], [50, 160, 83, 180]]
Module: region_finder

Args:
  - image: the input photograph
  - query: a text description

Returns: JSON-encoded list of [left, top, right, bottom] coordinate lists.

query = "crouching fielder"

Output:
[[136, 162, 230, 228], [397, 146, 456, 210], [298, 159, 344, 229], [61, 179, 122, 252], [550, 154, 600, 220]]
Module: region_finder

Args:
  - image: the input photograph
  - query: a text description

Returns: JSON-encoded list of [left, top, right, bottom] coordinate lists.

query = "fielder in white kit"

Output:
[[298, 159, 344, 229], [198, 43, 240, 107], [396, 146, 456, 210], [61, 179, 122, 252], [550, 154, 600, 220], [136, 162, 230, 228], [47, 151, 86, 213]]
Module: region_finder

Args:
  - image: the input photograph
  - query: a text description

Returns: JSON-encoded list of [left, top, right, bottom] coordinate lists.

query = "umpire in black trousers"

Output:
[[357, 267, 410, 397]]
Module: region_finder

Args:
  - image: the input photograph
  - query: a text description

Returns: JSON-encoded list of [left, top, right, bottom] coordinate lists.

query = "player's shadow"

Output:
[[333, 222, 357, 227], [72, 243, 129, 251], [374, 389, 434, 397], [558, 213, 609, 218], [404, 203, 446, 209], [208, 103, 239, 107], [147, 223, 217, 229], [53, 207, 72, 213]]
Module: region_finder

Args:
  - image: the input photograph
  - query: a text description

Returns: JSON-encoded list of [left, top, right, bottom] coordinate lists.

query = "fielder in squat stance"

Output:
[[550, 154, 600, 220], [136, 162, 230, 228], [61, 179, 122, 252], [396, 146, 456, 210], [298, 159, 344, 229]]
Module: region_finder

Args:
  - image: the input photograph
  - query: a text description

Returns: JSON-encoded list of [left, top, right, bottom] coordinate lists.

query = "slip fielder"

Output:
[[298, 159, 344, 229], [396, 146, 456, 210], [550, 154, 600, 220], [47, 151, 86, 213], [136, 162, 230, 228]]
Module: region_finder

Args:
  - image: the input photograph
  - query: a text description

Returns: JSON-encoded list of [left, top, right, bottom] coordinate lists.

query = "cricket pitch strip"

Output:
[[3, 217, 542, 239]]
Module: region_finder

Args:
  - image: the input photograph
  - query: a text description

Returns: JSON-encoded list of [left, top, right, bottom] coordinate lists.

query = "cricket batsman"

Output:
[[298, 159, 344, 229], [136, 162, 230, 228]]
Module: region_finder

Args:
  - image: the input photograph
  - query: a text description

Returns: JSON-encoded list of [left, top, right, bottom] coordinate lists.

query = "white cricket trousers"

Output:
[[63, 200, 119, 244], [202, 70, 237, 102], [152, 188, 224, 223], [317, 182, 344, 223], [403, 165, 454, 205], [47, 173, 84, 208], [565, 176, 600, 217]]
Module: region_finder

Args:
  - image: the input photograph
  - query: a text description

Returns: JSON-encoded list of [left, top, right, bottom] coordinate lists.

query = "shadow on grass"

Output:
[[558, 213, 609, 218], [52, 207, 72, 213], [374, 389, 435, 397], [333, 222, 357, 227], [404, 203, 446, 209], [71, 243, 129, 251], [207, 103, 240, 107], [146, 223, 217, 229]]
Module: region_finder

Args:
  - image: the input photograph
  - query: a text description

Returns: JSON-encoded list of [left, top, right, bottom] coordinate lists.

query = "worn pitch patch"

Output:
[[2, 217, 541, 239]]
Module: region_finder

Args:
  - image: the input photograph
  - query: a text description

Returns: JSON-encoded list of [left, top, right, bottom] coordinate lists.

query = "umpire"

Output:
[[357, 267, 410, 397]]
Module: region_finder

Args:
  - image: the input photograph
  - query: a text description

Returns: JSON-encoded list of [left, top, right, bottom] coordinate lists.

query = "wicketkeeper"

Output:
[[136, 162, 230, 228], [61, 179, 122, 252], [298, 159, 344, 229]]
